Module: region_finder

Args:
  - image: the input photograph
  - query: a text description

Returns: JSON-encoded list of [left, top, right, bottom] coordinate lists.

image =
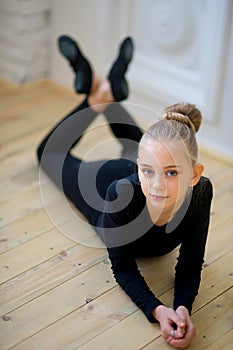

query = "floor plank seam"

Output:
[[0, 253, 109, 316]]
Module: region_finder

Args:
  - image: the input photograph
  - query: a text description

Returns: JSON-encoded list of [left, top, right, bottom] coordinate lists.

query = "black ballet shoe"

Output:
[[108, 37, 134, 102], [58, 35, 92, 94]]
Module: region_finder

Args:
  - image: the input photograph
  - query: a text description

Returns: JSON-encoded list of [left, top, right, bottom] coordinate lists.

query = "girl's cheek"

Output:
[[140, 179, 149, 196]]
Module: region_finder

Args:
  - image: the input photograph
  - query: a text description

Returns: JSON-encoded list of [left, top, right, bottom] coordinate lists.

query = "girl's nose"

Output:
[[151, 175, 165, 190]]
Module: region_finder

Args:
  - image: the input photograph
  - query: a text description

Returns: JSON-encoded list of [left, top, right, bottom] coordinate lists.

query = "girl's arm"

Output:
[[101, 178, 163, 322], [108, 244, 163, 322], [173, 178, 213, 313]]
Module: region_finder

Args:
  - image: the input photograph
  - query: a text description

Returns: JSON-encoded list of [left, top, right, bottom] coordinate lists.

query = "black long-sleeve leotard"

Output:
[[96, 173, 213, 323]]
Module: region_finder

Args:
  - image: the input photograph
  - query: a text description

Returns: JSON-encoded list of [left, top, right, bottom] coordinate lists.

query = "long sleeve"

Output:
[[108, 245, 163, 323], [98, 176, 163, 322], [173, 178, 213, 313]]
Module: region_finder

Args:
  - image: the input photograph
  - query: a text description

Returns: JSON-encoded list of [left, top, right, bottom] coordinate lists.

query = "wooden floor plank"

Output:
[[7, 250, 233, 350], [10, 288, 139, 350], [0, 229, 75, 284], [195, 250, 233, 311], [206, 216, 233, 263], [75, 310, 159, 350], [0, 153, 38, 205], [0, 88, 79, 146], [204, 329, 233, 350], [0, 242, 107, 317], [158, 250, 233, 312], [0, 148, 36, 181], [0, 203, 93, 254], [210, 191, 233, 228], [1, 79, 232, 350], [0, 98, 72, 145], [0, 176, 74, 228], [0, 128, 45, 160], [0, 262, 116, 349], [210, 167, 233, 197], [0, 187, 45, 227], [0, 208, 53, 254], [0, 79, 76, 113], [142, 215, 233, 309], [0, 78, 18, 92], [189, 287, 233, 349]]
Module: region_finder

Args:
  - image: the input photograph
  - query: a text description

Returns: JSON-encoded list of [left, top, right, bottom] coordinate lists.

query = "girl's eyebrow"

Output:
[[139, 162, 182, 169], [163, 165, 182, 169], [138, 163, 153, 167]]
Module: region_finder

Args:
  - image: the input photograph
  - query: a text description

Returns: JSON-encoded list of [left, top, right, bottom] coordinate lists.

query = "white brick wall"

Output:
[[0, 0, 52, 84]]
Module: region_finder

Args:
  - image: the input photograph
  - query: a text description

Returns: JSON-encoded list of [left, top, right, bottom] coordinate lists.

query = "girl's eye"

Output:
[[166, 170, 178, 177], [142, 169, 154, 175]]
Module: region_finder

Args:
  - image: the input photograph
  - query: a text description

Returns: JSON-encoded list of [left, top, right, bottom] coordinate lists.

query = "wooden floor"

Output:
[[0, 79, 233, 350]]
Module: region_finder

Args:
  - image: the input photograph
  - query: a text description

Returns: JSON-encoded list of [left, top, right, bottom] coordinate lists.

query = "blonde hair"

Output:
[[140, 102, 202, 165]]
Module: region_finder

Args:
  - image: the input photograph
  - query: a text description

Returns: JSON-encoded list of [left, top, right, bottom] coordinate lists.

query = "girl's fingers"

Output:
[[169, 335, 193, 349]]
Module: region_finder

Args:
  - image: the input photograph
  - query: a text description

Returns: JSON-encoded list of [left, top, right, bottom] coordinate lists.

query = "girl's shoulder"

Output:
[[191, 176, 213, 211], [103, 173, 146, 227], [106, 173, 141, 196], [105, 173, 144, 205]]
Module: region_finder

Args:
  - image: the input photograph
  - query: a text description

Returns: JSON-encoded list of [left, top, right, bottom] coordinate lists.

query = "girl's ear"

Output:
[[191, 163, 204, 187]]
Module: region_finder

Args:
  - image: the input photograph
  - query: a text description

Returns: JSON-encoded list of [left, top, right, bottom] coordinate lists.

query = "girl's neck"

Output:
[[146, 200, 179, 227]]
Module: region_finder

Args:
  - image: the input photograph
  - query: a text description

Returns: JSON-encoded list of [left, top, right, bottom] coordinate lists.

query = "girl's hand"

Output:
[[153, 305, 186, 344], [167, 306, 196, 348]]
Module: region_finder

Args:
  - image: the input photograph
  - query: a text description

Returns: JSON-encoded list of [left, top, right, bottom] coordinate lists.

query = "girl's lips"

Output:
[[150, 194, 168, 201]]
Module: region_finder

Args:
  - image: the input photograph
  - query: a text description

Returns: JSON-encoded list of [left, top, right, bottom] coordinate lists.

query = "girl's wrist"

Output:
[[152, 305, 166, 321], [176, 305, 189, 313], [176, 305, 190, 319]]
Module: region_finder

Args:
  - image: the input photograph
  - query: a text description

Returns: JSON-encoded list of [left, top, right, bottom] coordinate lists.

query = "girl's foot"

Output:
[[88, 79, 114, 112], [58, 35, 92, 94], [108, 37, 134, 102]]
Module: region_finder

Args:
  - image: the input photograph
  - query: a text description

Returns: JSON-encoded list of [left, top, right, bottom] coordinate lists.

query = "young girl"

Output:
[[37, 35, 213, 348]]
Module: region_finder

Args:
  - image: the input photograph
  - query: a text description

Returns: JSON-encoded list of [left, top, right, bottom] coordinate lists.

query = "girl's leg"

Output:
[[37, 98, 98, 163], [37, 35, 136, 224], [37, 80, 133, 225], [37, 98, 99, 221], [37, 97, 135, 225], [103, 103, 143, 161]]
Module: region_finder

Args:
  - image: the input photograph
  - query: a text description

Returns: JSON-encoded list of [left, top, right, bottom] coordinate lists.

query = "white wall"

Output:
[[49, 0, 233, 160], [0, 0, 51, 83], [49, 0, 122, 88]]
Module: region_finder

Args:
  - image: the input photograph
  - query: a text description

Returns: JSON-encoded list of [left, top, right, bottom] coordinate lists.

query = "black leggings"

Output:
[[37, 99, 143, 226]]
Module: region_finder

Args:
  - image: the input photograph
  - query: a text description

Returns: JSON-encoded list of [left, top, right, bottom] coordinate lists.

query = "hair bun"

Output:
[[163, 102, 202, 133]]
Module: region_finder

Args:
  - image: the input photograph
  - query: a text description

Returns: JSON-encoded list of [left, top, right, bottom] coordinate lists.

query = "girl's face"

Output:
[[137, 139, 203, 217]]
